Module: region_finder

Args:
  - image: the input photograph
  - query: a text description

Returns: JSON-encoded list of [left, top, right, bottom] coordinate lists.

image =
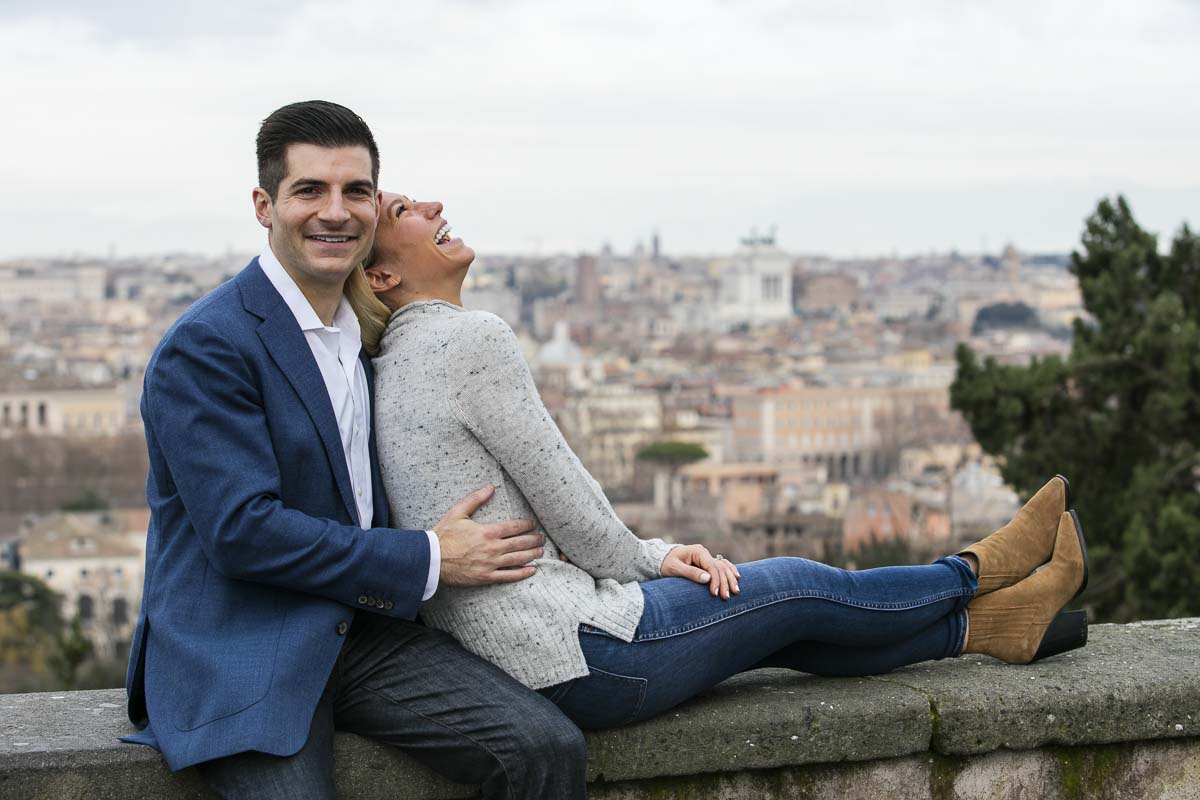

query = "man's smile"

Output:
[[305, 233, 360, 251]]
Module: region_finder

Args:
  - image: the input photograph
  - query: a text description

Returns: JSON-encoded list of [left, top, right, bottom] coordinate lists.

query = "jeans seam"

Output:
[[633, 588, 975, 642], [954, 609, 968, 657], [543, 681, 574, 704], [359, 683, 517, 800], [555, 667, 648, 728]]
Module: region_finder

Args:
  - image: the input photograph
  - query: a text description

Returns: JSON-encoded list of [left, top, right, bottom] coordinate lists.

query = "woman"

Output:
[[348, 192, 1088, 730]]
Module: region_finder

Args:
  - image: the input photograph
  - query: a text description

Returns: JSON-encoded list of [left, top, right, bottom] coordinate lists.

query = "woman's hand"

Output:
[[660, 545, 741, 600]]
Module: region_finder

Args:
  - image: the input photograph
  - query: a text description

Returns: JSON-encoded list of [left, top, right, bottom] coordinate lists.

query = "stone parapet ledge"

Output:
[[1, 619, 1198, 799]]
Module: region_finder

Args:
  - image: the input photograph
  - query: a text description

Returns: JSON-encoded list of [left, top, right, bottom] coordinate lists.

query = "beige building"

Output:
[[687, 463, 843, 562], [730, 511, 843, 562], [678, 462, 845, 526], [881, 349, 935, 371], [898, 442, 977, 481], [0, 263, 107, 308], [556, 384, 663, 494], [625, 461, 845, 562], [797, 273, 860, 314], [18, 510, 147, 657], [0, 386, 131, 437], [842, 488, 916, 553], [730, 381, 953, 481]]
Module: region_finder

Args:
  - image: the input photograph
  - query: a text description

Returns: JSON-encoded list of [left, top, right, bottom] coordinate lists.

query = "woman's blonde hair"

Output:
[[344, 263, 392, 356]]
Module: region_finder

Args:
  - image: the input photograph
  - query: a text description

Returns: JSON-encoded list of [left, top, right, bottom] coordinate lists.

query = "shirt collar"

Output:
[[259, 246, 361, 342], [332, 291, 362, 343]]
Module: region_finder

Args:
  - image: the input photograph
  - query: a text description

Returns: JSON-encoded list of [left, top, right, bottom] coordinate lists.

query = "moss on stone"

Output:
[[1058, 750, 1083, 799], [1052, 743, 1124, 800], [868, 675, 941, 742], [589, 765, 821, 800], [927, 752, 963, 800]]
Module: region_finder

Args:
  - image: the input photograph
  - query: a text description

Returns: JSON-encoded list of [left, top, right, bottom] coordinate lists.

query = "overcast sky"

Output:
[[2, 0, 1197, 259]]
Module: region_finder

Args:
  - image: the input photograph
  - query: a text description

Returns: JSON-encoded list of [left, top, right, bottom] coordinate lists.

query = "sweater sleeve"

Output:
[[445, 313, 674, 583]]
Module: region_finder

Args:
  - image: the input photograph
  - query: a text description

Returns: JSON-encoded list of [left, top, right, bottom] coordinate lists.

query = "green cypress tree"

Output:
[[951, 196, 1200, 621]]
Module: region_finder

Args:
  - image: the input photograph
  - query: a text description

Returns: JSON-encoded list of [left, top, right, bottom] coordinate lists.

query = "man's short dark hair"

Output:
[[256, 100, 380, 201]]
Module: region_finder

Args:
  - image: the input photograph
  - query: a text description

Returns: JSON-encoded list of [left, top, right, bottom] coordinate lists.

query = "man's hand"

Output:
[[660, 544, 741, 600], [434, 485, 544, 586]]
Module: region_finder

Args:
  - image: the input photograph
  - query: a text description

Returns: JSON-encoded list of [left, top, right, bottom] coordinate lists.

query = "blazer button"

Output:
[[375, 599, 385, 609], [357, 595, 368, 605], [336, 621, 350, 636], [384, 601, 394, 610]]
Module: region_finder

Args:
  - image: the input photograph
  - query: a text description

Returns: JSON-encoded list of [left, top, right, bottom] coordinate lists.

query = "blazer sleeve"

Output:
[[445, 313, 675, 583], [142, 318, 430, 619]]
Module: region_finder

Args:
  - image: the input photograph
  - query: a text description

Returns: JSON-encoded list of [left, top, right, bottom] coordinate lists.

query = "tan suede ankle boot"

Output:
[[959, 475, 1070, 595], [963, 510, 1089, 664]]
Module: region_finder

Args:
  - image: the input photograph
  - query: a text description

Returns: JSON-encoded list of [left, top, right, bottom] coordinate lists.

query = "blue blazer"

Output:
[[124, 259, 430, 771]]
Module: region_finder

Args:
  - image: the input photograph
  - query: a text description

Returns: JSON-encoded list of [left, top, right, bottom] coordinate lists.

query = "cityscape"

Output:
[[1, 2, 1196, 794], [0, 229, 1087, 692]]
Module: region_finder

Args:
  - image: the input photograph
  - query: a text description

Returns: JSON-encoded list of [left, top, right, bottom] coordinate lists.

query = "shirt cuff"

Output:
[[423, 530, 441, 601]]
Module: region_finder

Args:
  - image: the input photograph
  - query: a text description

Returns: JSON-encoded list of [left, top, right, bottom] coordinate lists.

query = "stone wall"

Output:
[[2, 619, 1198, 799]]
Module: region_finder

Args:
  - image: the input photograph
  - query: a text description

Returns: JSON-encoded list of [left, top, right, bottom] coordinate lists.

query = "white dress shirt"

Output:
[[259, 248, 439, 600]]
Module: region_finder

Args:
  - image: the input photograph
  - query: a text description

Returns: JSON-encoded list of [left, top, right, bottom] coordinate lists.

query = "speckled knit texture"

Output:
[[373, 301, 676, 689]]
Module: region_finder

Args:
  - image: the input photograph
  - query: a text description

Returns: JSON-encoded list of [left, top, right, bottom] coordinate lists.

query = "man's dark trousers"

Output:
[[199, 614, 587, 799]]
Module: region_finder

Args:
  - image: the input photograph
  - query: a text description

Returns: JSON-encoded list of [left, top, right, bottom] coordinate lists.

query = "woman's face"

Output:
[[371, 192, 475, 283]]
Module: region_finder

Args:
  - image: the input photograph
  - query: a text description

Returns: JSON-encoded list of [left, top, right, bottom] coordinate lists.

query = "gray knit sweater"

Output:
[[373, 301, 675, 689]]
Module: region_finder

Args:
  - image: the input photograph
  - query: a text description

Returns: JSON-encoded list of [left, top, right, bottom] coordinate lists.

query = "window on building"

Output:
[[37, 402, 47, 428], [78, 594, 94, 621], [761, 275, 783, 302], [112, 597, 129, 626]]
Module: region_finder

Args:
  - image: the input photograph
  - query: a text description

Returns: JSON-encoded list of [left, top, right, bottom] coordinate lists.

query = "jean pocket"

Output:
[[555, 666, 648, 729]]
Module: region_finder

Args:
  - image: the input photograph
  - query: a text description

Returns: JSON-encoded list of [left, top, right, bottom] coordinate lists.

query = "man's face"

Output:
[[252, 143, 381, 291]]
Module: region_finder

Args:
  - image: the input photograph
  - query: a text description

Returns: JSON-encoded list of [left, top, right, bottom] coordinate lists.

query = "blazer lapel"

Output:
[[238, 261, 361, 525]]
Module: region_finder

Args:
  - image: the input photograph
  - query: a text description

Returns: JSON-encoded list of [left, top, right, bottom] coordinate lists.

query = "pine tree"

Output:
[[951, 196, 1200, 621]]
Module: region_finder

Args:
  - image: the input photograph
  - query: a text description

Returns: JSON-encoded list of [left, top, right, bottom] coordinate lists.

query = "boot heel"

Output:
[[1032, 609, 1088, 661], [1069, 509, 1089, 602]]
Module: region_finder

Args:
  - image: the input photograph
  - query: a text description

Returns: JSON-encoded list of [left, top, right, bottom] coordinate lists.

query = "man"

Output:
[[123, 100, 587, 799]]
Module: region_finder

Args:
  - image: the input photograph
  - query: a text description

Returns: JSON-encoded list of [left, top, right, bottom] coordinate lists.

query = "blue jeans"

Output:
[[540, 556, 977, 729]]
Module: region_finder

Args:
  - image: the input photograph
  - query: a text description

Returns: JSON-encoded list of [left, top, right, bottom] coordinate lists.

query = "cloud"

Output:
[[0, 0, 1197, 257]]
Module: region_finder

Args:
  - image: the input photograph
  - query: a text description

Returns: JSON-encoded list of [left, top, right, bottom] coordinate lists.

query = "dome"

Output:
[[538, 320, 583, 366]]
